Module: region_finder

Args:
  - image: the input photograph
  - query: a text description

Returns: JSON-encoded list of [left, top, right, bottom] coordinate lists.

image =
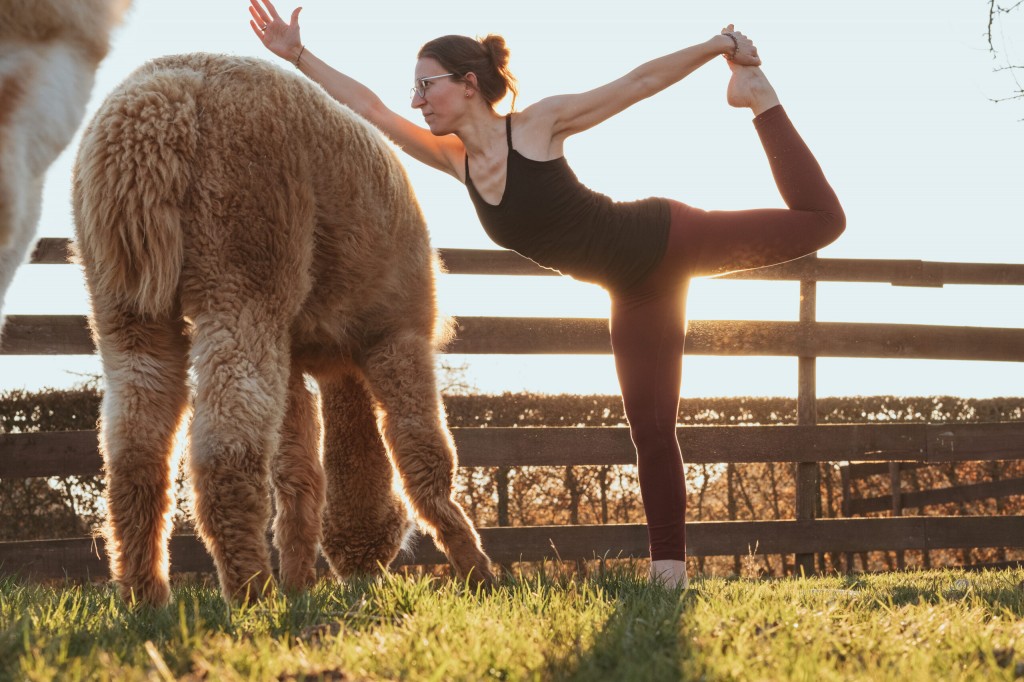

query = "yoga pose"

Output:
[[250, 0, 845, 589]]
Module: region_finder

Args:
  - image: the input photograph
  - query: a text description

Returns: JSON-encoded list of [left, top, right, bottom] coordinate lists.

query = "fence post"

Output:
[[795, 265, 819, 576], [889, 462, 905, 569], [727, 463, 741, 575], [908, 466, 931, 569], [496, 467, 510, 527], [840, 464, 855, 572]]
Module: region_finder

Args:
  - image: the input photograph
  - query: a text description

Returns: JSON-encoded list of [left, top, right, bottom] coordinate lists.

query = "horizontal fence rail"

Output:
[[29, 238, 1024, 286], [11, 240, 1024, 363], [4, 422, 1024, 480], [3, 239, 1023, 579], [4, 517, 1024, 581], [846, 478, 1024, 515], [6, 315, 1024, 361]]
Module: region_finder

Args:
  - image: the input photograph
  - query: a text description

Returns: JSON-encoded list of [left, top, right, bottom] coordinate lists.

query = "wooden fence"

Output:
[[1, 238, 1023, 580], [839, 460, 1024, 570]]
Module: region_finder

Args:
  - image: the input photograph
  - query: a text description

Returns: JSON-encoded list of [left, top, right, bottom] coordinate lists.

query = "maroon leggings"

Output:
[[608, 105, 845, 561]]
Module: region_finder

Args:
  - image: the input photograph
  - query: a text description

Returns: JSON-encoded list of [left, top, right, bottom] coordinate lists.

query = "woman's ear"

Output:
[[462, 72, 479, 96]]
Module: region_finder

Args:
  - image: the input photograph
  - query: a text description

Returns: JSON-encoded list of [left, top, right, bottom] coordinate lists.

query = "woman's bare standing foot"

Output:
[[726, 62, 781, 116]]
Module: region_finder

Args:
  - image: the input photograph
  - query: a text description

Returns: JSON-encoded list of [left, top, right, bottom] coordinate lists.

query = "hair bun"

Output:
[[480, 34, 510, 69]]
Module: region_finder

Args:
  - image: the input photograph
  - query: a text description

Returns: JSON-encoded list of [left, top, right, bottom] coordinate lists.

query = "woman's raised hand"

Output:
[[720, 24, 761, 66], [249, 0, 304, 64]]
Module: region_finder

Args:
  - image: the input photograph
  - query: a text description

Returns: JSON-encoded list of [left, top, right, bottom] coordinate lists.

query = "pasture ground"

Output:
[[1, 566, 1022, 681]]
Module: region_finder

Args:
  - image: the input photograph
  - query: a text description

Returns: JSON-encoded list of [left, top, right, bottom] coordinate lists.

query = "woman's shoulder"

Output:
[[516, 97, 562, 126], [511, 101, 565, 159]]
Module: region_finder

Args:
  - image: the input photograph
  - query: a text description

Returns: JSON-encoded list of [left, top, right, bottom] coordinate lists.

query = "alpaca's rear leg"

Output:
[[363, 337, 493, 583], [188, 314, 291, 602], [318, 368, 414, 578], [94, 311, 189, 606], [271, 369, 326, 590]]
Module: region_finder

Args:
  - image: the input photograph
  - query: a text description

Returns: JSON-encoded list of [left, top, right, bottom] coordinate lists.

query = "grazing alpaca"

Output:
[[0, 0, 131, 319], [73, 53, 493, 605]]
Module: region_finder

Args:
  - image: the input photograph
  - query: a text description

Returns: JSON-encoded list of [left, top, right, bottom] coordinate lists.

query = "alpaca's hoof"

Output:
[[278, 543, 319, 591], [449, 546, 496, 586], [464, 562, 497, 588], [279, 565, 317, 592], [225, 570, 277, 605], [117, 576, 171, 607]]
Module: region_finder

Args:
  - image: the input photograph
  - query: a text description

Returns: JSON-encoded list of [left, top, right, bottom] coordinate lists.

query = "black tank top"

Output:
[[465, 115, 670, 291]]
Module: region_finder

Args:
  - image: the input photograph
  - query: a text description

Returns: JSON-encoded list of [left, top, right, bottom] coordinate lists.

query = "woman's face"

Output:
[[410, 57, 464, 134]]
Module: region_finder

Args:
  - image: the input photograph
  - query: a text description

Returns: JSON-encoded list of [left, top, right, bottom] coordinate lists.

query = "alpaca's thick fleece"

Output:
[[1, 0, 132, 63], [319, 369, 415, 578], [0, 0, 131, 318], [73, 53, 492, 605]]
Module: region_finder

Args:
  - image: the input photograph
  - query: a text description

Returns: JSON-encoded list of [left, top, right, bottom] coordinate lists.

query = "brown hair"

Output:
[[418, 34, 519, 111]]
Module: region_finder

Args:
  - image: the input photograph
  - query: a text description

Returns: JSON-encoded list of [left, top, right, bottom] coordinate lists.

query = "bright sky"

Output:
[[3, 0, 1023, 398]]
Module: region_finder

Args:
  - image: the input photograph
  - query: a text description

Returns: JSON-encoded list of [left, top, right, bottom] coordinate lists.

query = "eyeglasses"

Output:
[[410, 73, 455, 100]]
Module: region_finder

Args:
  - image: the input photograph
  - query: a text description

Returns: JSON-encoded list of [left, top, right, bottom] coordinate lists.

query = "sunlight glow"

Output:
[[1, 1, 1021, 400]]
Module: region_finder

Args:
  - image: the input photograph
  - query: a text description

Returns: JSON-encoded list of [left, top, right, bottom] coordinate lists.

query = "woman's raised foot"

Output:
[[726, 63, 781, 116]]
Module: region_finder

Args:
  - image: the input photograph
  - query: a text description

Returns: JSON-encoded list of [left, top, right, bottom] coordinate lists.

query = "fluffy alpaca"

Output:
[[73, 53, 493, 605], [0, 0, 131, 319]]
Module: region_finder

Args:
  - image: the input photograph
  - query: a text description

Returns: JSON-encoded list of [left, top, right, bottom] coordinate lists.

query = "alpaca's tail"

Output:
[[73, 66, 201, 317]]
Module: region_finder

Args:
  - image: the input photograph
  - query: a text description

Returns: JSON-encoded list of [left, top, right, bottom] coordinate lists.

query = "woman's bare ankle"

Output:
[[750, 86, 781, 116]]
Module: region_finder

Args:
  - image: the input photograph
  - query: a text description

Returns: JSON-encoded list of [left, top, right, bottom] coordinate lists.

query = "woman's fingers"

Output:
[[254, 0, 280, 22], [741, 41, 761, 66], [249, 1, 303, 62], [248, 6, 266, 29], [736, 49, 761, 66], [250, 0, 300, 37], [725, 29, 762, 66], [264, 0, 283, 21], [720, 24, 762, 65], [249, 0, 270, 26]]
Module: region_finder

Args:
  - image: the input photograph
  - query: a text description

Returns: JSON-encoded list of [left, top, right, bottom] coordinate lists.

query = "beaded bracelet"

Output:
[[722, 32, 739, 61], [294, 45, 305, 68]]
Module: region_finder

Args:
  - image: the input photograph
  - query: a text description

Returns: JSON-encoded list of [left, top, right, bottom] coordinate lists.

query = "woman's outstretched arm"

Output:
[[536, 25, 760, 142], [248, 0, 464, 177]]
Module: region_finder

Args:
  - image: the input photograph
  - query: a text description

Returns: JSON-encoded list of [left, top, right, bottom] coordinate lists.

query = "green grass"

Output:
[[1, 567, 1022, 681]]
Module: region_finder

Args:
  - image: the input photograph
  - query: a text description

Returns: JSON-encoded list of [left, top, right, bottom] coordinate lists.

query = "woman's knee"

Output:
[[817, 204, 846, 247], [628, 419, 681, 457]]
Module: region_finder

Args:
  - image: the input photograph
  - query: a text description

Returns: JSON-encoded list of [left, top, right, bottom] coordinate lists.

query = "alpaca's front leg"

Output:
[[0, 177, 41, 320], [318, 368, 414, 579], [94, 312, 190, 606], [0, 40, 96, 317], [271, 368, 326, 590], [363, 336, 494, 584]]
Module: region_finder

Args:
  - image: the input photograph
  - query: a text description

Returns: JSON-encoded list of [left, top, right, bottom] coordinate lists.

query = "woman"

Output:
[[249, 0, 845, 589]]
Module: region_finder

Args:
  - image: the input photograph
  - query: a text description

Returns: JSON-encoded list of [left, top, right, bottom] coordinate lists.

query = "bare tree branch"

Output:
[[988, 1, 1024, 50], [990, 92, 1024, 103], [989, 0, 998, 51], [987, 1, 1024, 114]]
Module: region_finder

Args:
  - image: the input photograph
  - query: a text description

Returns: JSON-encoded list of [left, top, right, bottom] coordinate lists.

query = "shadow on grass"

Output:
[[835, 570, 1024, 613], [546, 576, 693, 681]]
